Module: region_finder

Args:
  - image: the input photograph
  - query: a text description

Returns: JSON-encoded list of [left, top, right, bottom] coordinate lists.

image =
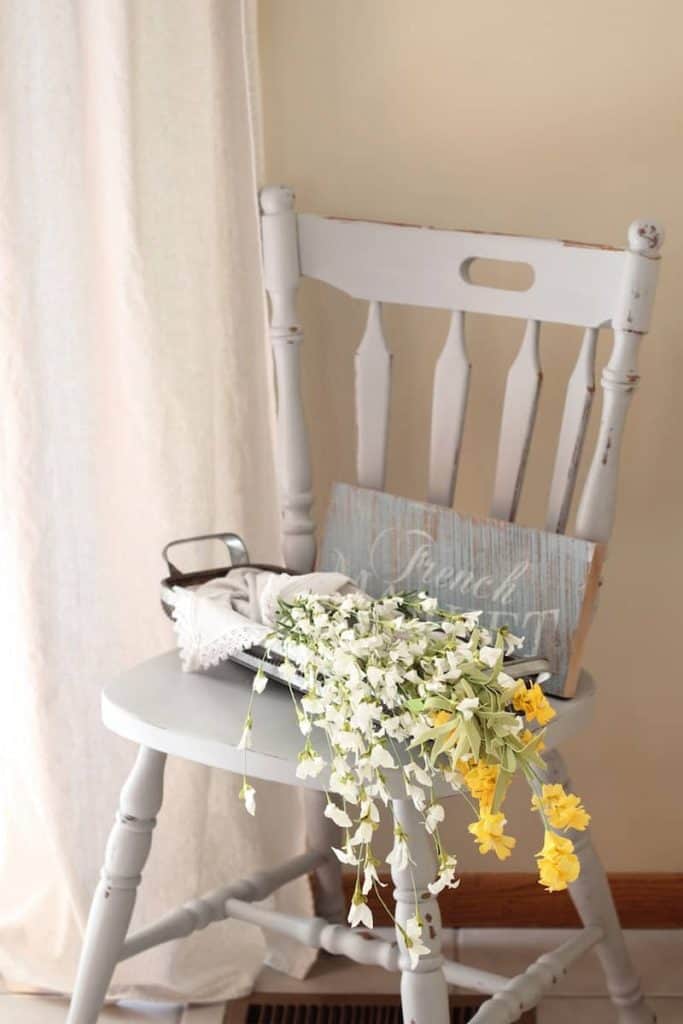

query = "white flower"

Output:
[[366, 775, 391, 805], [425, 802, 445, 834], [329, 770, 359, 804], [348, 894, 374, 929], [389, 640, 412, 664], [501, 629, 524, 655], [456, 696, 479, 721], [351, 701, 380, 732], [332, 842, 359, 866], [297, 712, 312, 736], [252, 670, 268, 694], [386, 833, 411, 872], [296, 749, 325, 779], [301, 693, 324, 714], [404, 782, 426, 812], [362, 858, 384, 895], [445, 650, 464, 677], [239, 782, 256, 816], [424, 679, 447, 693], [413, 761, 433, 787], [409, 721, 437, 746], [324, 801, 353, 829], [355, 755, 375, 783], [237, 718, 253, 750], [404, 915, 431, 968], [479, 646, 502, 668], [366, 665, 384, 687], [420, 596, 438, 613], [370, 743, 396, 770], [383, 714, 405, 738], [336, 730, 365, 755], [506, 714, 524, 735], [460, 611, 481, 629], [281, 660, 298, 682], [350, 819, 376, 846], [497, 671, 518, 691], [428, 855, 460, 896]]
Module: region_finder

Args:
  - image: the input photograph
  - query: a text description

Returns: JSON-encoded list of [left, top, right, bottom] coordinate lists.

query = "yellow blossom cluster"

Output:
[[430, 670, 585, 891], [530, 784, 590, 891], [457, 759, 500, 813], [468, 811, 516, 861], [531, 784, 591, 832], [513, 682, 556, 725], [536, 831, 580, 891]]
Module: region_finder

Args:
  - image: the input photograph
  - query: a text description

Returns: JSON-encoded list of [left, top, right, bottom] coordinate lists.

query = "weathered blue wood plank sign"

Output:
[[318, 483, 605, 697]]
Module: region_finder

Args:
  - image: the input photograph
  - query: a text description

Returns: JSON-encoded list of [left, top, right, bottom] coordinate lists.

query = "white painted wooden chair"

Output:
[[67, 185, 664, 1024]]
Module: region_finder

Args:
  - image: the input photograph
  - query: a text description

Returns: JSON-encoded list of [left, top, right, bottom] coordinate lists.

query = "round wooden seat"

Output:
[[103, 650, 597, 793]]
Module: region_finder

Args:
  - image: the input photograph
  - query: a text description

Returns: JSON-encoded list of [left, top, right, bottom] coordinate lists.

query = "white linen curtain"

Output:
[[0, 0, 314, 1005]]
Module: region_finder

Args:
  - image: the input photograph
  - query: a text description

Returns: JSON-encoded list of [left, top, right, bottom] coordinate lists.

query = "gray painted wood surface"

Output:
[[318, 483, 604, 697]]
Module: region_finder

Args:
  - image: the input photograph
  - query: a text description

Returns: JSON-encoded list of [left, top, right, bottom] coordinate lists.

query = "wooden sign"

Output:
[[317, 483, 605, 697]]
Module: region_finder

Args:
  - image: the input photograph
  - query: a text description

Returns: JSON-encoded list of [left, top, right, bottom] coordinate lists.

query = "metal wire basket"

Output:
[[160, 531, 293, 619]]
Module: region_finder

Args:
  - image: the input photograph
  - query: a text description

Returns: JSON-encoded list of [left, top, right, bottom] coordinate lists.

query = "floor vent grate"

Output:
[[225, 995, 536, 1023]]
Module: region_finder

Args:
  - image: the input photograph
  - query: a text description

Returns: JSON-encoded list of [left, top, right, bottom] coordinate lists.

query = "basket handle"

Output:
[[162, 532, 250, 579]]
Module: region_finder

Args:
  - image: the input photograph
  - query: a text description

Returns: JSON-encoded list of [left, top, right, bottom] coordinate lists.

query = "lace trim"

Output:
[[171, 589, 268, 672]]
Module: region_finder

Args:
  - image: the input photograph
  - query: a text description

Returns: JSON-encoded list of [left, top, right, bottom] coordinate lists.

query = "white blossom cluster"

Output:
[[239, 589, 533, 966]]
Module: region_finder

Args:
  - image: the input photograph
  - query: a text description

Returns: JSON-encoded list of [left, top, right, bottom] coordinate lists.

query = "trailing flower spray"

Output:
[[238, 591, 589, 965]]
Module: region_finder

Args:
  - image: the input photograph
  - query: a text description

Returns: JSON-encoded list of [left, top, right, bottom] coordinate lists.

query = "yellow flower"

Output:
[[536, 830, 580, 891], [431, 710, 453, 727], [430, 709, 460, 749], [531, 784, 590, 832], [459, 760, 500, 813], [513, 683, 556, 725], [468, 812, 516, 861], [520, 729, 548, 753]]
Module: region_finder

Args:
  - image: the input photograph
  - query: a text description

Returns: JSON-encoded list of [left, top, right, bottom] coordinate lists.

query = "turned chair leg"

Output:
[[543, 750, 655, 1024], [390, 798, 450, 1024], [67, 746, 166, 1024]]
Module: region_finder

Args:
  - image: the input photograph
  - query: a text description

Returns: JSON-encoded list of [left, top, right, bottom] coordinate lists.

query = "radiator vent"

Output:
[[225, 996, 536, 1024]]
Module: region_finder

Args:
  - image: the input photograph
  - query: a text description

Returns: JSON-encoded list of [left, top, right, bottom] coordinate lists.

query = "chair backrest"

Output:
[[259, 184, 663, 573]]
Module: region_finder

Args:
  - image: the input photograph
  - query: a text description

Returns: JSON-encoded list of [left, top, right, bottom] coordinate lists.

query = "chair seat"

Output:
[[102, 650, 597, 794]]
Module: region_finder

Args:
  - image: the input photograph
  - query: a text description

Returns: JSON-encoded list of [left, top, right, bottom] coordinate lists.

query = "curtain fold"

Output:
[[0, 0, 314, 1003]]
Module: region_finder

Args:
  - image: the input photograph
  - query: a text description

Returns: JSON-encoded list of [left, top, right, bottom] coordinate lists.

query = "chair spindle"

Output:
[[355, 301, 392, 490], [428, 311, 470, 507], [546, 328, 598, 534], [490, 319, 542, 522]]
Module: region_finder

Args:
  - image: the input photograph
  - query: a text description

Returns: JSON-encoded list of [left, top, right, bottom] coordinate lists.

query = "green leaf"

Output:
[[501, 744, 516, 773], [490, 767, 513, 815], [423, 696, 455, 712], [431, 723, 460, 761], [464, 718, 481, 760], [405, 698, 426, 713]]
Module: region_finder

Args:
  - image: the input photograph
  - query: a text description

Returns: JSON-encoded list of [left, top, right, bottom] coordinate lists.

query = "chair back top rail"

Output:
[[297, 212, 661, 332]]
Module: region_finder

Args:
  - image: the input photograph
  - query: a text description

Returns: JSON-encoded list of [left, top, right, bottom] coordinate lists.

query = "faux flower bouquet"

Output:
[[238, 590, 589, 963]]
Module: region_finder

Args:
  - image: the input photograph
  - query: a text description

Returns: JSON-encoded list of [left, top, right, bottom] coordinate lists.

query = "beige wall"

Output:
[[259, 0, 683, 871]]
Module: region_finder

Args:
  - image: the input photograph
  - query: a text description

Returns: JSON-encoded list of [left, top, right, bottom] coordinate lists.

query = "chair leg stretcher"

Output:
[[120, 847, 327, 960]]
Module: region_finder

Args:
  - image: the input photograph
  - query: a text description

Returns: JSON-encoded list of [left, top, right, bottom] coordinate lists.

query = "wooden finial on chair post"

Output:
[[575, 219, 663, 543], [260, 185, 316, 572]]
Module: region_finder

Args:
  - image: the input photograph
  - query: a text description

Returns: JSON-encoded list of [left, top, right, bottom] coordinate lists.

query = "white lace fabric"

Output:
[[170, 568, 353, 672]]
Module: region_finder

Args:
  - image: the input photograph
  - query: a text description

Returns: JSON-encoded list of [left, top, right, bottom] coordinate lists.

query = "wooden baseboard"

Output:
[[339, 872, 683, 929]]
